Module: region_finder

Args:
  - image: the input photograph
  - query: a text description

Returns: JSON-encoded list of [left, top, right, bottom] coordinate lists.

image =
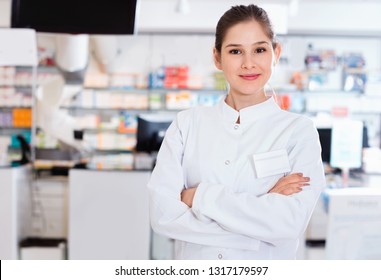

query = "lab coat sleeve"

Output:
[[192, 117, 325, 246], [147, 111, 260, 251]]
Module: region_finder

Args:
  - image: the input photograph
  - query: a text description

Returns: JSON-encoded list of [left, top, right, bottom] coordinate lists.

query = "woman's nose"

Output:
[[241, 54, 256, 69]]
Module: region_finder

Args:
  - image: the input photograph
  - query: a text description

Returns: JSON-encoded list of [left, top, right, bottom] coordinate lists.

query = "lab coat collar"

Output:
[[219, 95, 281, 124]]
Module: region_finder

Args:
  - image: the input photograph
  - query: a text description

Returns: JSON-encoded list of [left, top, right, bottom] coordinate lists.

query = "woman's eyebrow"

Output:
[[224, 41, 270, 48]]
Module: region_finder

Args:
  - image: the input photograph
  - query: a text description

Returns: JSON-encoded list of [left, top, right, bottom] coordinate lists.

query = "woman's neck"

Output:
[[226, 91, 268, 111]]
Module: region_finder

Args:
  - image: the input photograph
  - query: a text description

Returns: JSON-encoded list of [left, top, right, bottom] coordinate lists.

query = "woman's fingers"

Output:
[[280, 173, 310, 184], [268, 173, 311, 195]]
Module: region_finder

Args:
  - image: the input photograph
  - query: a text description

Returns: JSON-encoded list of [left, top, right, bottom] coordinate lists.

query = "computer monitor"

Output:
[[136, 114, 174, 153], [330, 120, 363, 169], [317, 122, 368, 169], [317, 128, 332, 164]]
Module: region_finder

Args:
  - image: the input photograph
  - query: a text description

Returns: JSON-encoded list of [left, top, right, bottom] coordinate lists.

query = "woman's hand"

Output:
[[268, 173, 310, 195], [181, 187, 198, 208]]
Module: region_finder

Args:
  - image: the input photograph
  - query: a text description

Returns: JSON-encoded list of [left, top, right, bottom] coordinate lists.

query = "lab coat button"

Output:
[[234, 124, 239, 130], [218, 254, 223, 259], [225, 160, 230, 165]]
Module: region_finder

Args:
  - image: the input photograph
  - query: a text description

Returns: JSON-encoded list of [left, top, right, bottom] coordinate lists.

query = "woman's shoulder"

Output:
[[176, 105, 217, 124], [276, 110, 317, 137], [172, 106, 216, 140], [279, 109, 314, 125]]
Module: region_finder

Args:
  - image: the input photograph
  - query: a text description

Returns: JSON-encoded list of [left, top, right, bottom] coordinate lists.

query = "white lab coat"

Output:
[[148, 96, 325, 259]]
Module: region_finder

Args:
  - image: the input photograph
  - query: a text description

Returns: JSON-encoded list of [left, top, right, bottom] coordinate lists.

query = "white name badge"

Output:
[[253, 149, 291, 178]]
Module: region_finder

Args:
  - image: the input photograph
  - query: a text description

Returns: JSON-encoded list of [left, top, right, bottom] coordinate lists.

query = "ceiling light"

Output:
[[176, 0, 190, 14]]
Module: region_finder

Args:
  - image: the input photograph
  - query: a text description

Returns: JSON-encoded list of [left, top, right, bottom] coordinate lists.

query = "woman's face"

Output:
[[214, 20, 281, 98]]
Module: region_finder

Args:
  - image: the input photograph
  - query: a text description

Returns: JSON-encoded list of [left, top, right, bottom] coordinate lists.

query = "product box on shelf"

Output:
[[342, 53, 367, 93], [12, 108, 32, 128], [165, 90, 198, 110]]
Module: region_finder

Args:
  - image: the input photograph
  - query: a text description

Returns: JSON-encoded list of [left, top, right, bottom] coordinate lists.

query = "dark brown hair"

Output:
[[215, 4, 278, 52]]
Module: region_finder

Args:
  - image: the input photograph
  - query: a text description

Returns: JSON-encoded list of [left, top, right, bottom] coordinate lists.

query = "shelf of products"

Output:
[[54, 85, 227, 155], [0, 66, 34, 166], [9, 33, 381, 171], [305, 92, 381, 114], [0, 65, 62, 167]]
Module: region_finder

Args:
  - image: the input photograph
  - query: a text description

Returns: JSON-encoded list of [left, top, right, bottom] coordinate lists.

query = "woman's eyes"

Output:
[[228, 48, 267, 54], [255, 47, 266, 53], [229, 49, 242, 54]]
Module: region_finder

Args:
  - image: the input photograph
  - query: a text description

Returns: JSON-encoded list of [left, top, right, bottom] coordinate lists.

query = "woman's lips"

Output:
[[239, 74, 260, 80]]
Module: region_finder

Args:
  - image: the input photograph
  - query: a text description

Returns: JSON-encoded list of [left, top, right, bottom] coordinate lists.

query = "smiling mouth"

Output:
[[239, 74, 260, 80]]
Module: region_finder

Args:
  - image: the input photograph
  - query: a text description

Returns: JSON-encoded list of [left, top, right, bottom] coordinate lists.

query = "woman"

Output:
[[148, 4, 325, 260]]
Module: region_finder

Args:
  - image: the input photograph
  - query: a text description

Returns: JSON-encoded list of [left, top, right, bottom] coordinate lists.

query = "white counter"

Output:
[[68, 169, 151, 260]]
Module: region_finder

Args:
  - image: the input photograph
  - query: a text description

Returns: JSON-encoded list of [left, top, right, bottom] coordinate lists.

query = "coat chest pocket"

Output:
[[252, 149, 291, 178]]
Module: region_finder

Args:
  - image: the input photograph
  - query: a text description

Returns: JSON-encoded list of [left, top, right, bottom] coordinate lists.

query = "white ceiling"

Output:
[[2, 0, 381, 35]]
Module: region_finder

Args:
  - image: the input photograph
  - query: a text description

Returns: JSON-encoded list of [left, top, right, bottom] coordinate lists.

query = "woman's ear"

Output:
[[273, 43, 282, 66], [213, 48, 222, 70]]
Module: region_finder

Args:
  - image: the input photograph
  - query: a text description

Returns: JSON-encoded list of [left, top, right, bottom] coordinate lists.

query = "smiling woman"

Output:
[[214, 20, 281, 110], [147, 4, 325, 260]]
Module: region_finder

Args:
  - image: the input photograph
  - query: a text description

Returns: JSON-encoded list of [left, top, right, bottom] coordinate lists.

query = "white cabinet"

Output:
[[325, 187, 381, 259], [68, 169, 151, 259], [30, 176, 68, 238], [0, 165, 32, 259]]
